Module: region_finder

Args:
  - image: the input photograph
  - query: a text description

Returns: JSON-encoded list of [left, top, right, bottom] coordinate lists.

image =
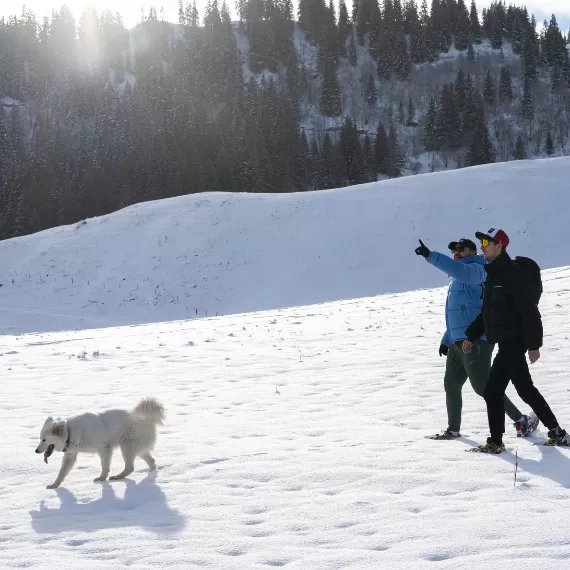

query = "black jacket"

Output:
[[465, 251, 543, 350]]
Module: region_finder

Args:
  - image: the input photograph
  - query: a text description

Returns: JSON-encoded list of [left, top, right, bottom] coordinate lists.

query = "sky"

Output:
[[2, 1, 570, 31]]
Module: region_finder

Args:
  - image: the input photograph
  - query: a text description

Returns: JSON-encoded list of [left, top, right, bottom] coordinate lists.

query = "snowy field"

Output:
[[3, 157, 570, 568], [2, 265, 570, 569], [1, 157, 570, 335]]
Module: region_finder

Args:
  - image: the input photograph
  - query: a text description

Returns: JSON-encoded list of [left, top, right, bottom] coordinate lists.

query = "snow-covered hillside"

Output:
[[1, 156, 569, 334], [2, 264, 570, 568]]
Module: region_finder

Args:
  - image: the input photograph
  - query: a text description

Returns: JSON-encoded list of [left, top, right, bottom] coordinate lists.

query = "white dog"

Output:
[[35, 398, 165, 489]]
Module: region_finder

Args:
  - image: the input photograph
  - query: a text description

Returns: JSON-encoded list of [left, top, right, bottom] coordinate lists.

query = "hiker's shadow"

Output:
[[463, 437, 570, 488], [30, 472, 185, 534], [505, 443, 570, 488]]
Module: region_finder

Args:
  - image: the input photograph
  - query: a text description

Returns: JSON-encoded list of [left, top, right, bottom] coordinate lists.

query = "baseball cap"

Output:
[[448, 238, 477, 251], [475, 227, 510, 249]]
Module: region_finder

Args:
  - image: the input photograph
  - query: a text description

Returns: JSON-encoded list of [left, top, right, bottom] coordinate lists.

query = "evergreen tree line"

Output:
[[0, 1, 569, 239], [308, 116, 404, 189]]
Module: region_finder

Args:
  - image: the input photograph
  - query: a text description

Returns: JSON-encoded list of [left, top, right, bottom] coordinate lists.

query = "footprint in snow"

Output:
[[201, 457, 229, 465]]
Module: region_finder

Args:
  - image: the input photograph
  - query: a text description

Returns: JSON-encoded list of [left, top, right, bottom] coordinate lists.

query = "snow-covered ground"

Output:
[[1, 156, 570, 335], [2, 264, 570, 568], [3, 157, 570, 567]]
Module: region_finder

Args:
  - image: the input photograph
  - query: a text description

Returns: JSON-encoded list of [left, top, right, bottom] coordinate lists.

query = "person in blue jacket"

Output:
[[415, 237, 536, 440]]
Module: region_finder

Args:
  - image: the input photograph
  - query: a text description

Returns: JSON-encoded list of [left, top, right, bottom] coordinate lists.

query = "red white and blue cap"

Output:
[[475, 227, 510, 248]]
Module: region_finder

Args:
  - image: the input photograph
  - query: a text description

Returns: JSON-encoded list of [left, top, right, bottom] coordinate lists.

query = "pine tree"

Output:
[[562, 54, 570, 87], [542, 14, 567, 68], [338, 0, 351, 56], [410, 23, 428, 63], [323, 0, 340, 63], [386, 123, 404, 177], [523, 38, 537, 83], [412, 0, 435, 62], [423, 96, 437, 151], [514, 134, 526, 159], [362, 134, 376, 182], [398, 100, 405, 124], [317, 134, 331, 189], [348, 32, 357, 66], [551, 64, 562, 92], [374, 121, 390, 174], [483, 70, 496, 105], [545, 131, 554, 155], [309, 136, 321, 189], [377, 32, 393, 79], [350, 140, 368, 184], [407, 97, 415, 126], [320, 133, 345, 188], [467, 40, 475, 62], [339, 115, 359, 181], [320, 58, 342, 116], [394, 28, 412, 80], [469, 0, 482, 43], [366, 73, 377, 106], [355, 0, 369, 44], [455, 0, 470, 51], [368, 0, 383, 59], [466, 112, 495, 166], [403, 0, 419, 35], [491, 16, 503, 49], [498, 67, 513, 102], [455, 69, 467, 107], [435, 84, 461, 150], [521, 76, 534, 120], [564, 52, 570, 87], [511, 16, 524, 54], [298, 0, 328, 44]]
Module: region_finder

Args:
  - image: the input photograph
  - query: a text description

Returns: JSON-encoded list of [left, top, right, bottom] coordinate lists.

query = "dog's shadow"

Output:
[[30, 472, 185, 534]]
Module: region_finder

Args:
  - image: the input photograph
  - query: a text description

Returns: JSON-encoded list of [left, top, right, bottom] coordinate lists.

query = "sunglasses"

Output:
[[452, 245, 469, 252], [480, 239, 496, 248]]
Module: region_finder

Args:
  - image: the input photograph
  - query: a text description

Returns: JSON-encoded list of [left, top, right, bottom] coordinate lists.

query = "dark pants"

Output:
[[484, 337, 559, 442], [444, 340, 521, 432]]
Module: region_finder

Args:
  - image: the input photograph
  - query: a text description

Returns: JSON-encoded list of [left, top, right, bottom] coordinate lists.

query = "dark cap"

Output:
[[448, 238, 477, 251]]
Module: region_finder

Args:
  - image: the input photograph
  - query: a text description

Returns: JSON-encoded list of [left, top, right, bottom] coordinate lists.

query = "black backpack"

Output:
[[513, 256, 542, 305]]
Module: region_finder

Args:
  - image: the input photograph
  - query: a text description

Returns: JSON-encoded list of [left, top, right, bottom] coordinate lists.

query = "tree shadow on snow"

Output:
[[503, 442, 570, 489], [29, 471, 185, 534], [463, 437, 570, 488]]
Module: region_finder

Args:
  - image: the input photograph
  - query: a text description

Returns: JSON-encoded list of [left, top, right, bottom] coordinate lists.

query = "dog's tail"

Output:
[[133, 398, 165, 425]]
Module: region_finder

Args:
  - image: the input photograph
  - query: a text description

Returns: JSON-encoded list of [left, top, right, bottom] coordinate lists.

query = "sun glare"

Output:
[[4, 1, 182, 28]]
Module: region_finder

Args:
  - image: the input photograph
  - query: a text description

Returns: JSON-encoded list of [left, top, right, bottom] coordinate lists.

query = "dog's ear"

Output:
[[51, 420, 67, 438], [43, 416, 54, 428]]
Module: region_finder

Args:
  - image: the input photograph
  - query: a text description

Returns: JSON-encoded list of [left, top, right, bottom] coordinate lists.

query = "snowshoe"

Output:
[[425, 430, 461, 440]]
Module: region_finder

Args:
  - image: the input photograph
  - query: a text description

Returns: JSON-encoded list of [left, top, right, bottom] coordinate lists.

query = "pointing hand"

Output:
[[415, 239, 430, 259]]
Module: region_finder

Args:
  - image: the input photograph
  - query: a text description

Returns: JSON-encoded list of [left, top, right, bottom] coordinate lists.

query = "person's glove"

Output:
[[415, 239, 430, 258], [439, 344, 448, 357]]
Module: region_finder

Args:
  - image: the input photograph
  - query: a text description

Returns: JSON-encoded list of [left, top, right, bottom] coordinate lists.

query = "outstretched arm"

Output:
[[426, 252, 486, 286]]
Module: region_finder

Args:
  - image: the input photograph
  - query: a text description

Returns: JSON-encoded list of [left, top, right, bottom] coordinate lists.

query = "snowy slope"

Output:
[[1, 156, 569, 335], [2, 266, 570, 568]]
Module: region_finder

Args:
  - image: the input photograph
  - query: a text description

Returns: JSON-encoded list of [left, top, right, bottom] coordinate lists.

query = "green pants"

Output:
[[444, 340, 522, 433]]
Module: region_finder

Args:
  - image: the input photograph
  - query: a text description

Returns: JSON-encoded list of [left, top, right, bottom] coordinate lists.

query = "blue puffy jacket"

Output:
[[426, 252, 487, 345]]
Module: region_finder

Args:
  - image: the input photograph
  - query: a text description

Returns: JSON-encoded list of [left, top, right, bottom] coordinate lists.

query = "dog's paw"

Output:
[[93, 477, 107, 483], [46, 483, 59, 489], [109, 475, 123, 481]]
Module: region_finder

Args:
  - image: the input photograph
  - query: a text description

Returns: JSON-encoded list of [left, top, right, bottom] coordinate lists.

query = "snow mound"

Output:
[[0, 157, 569, 334]]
